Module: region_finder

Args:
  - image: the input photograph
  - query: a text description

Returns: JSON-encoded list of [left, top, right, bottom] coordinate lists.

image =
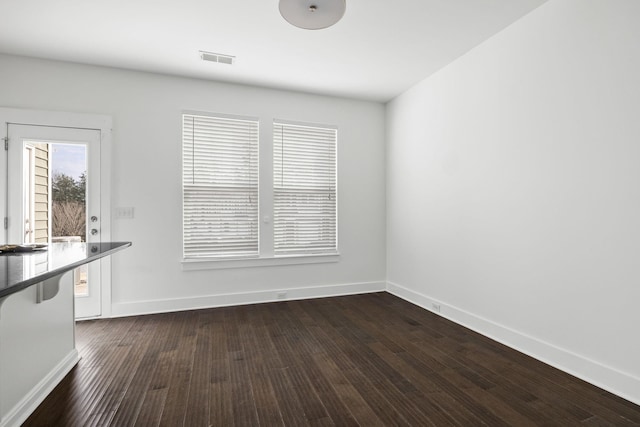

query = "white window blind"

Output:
[[274, 121, 337, 255], [183, 114, 259, 258]]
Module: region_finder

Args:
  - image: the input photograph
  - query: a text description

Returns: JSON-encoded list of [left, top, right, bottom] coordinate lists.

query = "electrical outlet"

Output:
[[276, 291, 287, 300], [431, 303, 441, 313]]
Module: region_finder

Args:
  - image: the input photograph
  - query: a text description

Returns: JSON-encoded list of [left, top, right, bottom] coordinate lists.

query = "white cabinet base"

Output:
[[0, 271, 79, 427], [0, 350, 78, 427]]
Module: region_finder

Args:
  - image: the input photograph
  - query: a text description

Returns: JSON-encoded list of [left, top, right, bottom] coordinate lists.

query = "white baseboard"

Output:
[[110, 281, 386, 318], [386, 281, 640, 407], [0, 349, 79, 427]]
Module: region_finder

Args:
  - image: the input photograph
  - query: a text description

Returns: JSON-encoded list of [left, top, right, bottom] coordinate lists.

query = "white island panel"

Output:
[[0, 270, 78, 427]]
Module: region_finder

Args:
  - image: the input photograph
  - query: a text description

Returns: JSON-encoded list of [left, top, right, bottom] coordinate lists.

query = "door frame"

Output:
[[0, 107, 113, 318]]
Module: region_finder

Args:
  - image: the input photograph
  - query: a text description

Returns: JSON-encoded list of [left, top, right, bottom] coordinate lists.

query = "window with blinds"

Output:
[[182, 114, 259, 258], [274, 121, 337, 256]]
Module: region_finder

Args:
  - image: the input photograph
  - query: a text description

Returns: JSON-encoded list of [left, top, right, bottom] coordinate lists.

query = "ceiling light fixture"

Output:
[[279, 0, 346, 30]]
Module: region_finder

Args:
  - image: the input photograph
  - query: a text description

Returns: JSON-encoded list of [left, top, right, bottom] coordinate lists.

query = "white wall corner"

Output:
[[385, 281, 640, 407], [110, 281, 386, 318]]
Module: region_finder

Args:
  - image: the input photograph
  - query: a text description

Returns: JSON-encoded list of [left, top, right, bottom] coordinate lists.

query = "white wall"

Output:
[[386, 0, 640, 404], [0, 53, 387, 314]]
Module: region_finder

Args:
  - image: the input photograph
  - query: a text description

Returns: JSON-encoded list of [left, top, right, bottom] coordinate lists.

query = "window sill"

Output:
[[181, 253, 340, 271]]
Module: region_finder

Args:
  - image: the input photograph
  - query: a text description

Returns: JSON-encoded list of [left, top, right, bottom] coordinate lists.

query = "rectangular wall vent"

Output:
[[200, 51, 235, 65]]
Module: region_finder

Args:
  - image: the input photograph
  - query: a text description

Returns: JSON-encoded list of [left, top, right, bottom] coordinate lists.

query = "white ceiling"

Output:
[[0, 0, 546, 102]]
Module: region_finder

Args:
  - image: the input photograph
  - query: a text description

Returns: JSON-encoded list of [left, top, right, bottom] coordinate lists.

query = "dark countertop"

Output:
[[0, 241, 131, 299]]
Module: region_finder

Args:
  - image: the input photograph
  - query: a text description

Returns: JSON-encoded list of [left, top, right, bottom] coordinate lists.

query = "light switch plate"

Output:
[[115, 207, 134, 219]]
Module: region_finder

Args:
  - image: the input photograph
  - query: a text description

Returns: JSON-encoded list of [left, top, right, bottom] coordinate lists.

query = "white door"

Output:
[[7, 124, 102, 318]]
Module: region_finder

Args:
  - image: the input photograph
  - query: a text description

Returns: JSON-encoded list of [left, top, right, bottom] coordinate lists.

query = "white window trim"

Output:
[[181, 252, 340, 271], [182, 112, 260, 260], [180, 112, 340, 270], [271, 119, 339, 256]]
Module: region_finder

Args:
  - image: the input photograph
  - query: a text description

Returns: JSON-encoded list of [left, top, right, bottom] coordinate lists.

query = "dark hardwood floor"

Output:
[[24, 292, 640, 426]]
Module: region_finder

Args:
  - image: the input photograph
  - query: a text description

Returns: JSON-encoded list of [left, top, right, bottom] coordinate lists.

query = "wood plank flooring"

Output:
[[24, 292, 640, 426]]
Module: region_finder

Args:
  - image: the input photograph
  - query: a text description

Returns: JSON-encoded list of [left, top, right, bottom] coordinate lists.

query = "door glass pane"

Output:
[[22, 145, 35, 244], [74, 264, 89, 297], [49, 144, 88, 298]]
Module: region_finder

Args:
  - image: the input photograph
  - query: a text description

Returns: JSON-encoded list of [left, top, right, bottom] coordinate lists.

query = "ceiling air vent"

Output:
[[200, 51, 235, 65]]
